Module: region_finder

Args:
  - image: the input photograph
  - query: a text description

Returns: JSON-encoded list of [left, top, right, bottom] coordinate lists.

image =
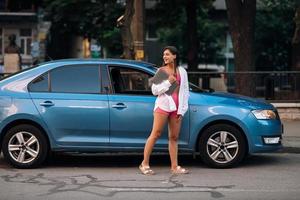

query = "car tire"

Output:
[[199, 124, 246, 168], [2, 124, 48, 169]]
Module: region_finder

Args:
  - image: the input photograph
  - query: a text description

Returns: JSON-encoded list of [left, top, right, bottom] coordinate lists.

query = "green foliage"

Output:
[[259, 0, 296, 10], [156, 11, 187, 60], [102, 27, 123, 58], [197, 6, 225, 64], [44, 0, 123, 57], [255, 0, 296, 70], [154, 0, 224, 64]]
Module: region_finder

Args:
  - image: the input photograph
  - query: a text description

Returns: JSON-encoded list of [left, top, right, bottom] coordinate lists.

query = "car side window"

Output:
[[109, 66, 152, 95], [50, 65, 101, 94], [28, 73, 49, 92]]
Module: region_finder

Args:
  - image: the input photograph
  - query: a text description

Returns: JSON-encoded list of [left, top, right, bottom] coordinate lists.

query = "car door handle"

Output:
[[112, 103, 127, 109], [40, 101, 55, 107]]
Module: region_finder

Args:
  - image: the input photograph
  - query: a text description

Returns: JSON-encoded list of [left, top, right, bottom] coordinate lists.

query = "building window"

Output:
[[20, 28, 32, 55]]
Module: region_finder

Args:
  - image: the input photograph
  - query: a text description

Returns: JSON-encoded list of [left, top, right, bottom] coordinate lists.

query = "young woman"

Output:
[[139, 46, 190, 175]]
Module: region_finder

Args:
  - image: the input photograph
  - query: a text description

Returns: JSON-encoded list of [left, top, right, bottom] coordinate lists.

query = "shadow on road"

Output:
[[0, 152, 288, 169]]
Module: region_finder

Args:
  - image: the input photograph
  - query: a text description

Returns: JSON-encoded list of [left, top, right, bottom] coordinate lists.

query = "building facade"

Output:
[[0, 0, 49, 72]]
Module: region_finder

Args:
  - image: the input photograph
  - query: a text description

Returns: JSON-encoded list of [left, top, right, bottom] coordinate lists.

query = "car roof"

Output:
[[0, 58, 158, 84], [42, 58, 156, 67]]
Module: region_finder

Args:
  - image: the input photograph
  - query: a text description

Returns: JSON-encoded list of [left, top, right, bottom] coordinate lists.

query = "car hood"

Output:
[[201, 91, 275, 110]]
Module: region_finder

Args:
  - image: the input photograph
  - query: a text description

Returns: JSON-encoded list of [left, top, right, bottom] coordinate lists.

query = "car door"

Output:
[[103, 65, 189, 149], [28, 64, 109, 148]]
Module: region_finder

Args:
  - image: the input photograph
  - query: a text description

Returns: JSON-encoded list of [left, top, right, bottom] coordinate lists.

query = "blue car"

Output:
[[0, 59, 283, 169]]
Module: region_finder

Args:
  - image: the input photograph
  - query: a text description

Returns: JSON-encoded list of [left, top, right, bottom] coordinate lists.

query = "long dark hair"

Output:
[[162, 46, 179, 74]]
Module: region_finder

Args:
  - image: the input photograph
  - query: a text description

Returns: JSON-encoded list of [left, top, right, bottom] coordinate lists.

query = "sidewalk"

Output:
[[281, 120, 300, 153]]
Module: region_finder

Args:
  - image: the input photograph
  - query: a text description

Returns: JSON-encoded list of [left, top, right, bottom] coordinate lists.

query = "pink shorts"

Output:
[[154, 89, 179, 118], [154, 107, 178, 118], [154, 70, 180, 118]]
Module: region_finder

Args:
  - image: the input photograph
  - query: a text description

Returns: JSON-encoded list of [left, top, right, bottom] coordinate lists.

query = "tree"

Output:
[[154, 0, 200, 73], [117, 0, 135, 59], [255, 0, 295, 71], [185, 0, 199, 72], [292, 3, 300, 99], [44, 0, 123, 58], [254, 0, 297, 100], [292, 5, 300, 70], [225, 0, 256, 96], [154, 0, 224, 65]]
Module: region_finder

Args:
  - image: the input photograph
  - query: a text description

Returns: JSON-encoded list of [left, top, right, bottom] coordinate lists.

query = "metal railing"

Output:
[[187, 71, 300, 102]]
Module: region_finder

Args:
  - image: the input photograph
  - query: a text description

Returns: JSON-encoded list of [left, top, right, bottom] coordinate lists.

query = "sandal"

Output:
[[139, 164, 155, 175], [171, 166, 189, 174]]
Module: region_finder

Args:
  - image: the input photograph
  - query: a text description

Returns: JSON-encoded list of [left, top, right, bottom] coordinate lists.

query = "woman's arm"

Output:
[[151, 68, 176, 96], [178, 68, 190, 116], [151, 79, 171, 96]]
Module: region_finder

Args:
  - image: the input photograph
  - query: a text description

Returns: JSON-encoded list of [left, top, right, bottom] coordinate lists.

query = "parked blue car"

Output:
[[0, 59, 283, 168]]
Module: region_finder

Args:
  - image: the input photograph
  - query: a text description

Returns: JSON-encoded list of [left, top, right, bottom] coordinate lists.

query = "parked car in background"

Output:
[[0, 59, 283, 168]]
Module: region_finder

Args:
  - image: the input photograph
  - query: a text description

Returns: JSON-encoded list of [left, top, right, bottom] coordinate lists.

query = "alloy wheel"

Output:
[[206, 131, 239, 164], [8, 131, 40, 164]]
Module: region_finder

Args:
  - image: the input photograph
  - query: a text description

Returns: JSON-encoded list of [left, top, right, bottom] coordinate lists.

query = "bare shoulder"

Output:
[[159, 66, 167, 71], [157, 66, 168, 75]]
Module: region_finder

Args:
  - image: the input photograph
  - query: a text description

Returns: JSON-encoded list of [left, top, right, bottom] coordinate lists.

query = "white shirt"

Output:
[[152, 66, 190, 116]]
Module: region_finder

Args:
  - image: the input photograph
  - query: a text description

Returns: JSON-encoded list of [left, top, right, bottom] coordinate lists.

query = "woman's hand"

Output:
[[168, 75, 176, 83], [176, 115, 183, 123]]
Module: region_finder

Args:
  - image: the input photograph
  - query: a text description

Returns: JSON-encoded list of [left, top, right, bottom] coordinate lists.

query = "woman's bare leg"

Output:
[[141, 112, 168, 167], [168, 116, 182, 170]]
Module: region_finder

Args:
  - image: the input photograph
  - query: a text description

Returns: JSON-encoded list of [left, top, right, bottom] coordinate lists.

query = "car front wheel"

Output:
[[2, 124, 48, 168], [199, 124, 246, 168]]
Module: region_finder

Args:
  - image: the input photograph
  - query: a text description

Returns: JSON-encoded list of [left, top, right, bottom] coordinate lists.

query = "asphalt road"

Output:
[[0, 152, 299, 200]]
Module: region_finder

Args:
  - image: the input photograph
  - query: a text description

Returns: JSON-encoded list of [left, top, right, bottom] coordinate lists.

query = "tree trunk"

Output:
[[185, 0, 199, 85], [292, 6, 300, 99], [225, 0, 256, 97], [292, 7, 300, 70], [131, 0, 145, 61], [118, 0, 135, 59]]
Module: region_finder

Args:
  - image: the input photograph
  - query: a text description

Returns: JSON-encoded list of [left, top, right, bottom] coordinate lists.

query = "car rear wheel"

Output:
[[2, 124, 48, 168], [199, 124, 246, 168]]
